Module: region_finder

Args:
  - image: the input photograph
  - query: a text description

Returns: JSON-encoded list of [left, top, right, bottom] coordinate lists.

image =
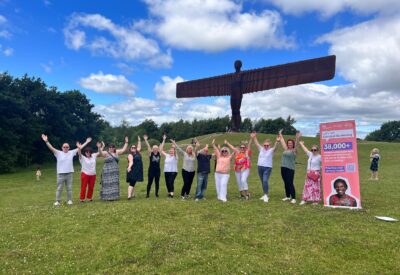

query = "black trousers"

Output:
[[164, 172, 177, 193], [181, 169, 195, 196], [281, 167, 296, 199], [147, 168, 160, 196]]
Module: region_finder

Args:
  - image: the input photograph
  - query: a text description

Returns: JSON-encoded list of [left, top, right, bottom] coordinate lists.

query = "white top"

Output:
[[306, 152, 322, 171], [54, 149, 78, 174], [257, 146, 274, 168], [164, 154, 178, 172], [79, 153, 99, 176]]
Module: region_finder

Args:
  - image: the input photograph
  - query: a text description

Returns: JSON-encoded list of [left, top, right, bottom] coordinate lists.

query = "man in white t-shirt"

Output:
[[251, 132, 279, 202], [41, 134, 91, 206]]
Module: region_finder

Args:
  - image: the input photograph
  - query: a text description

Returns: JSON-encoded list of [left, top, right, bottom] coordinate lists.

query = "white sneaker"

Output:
[[260, 194, 266, 200], [195, 198, 199, 202], [282, 197, 290, 201], [263, 195, 269, 203], [67, 200, 73, 205], [290, 199, 296, 204], [299, 200, 306, 205], [54, 201, 60, 206]]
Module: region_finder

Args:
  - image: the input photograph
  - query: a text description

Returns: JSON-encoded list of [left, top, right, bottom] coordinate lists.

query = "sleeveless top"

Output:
[[149, 152, 161, 170]]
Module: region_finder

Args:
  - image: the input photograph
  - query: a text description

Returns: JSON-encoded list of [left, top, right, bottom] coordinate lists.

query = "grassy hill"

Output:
[[0, 133, 399, 274]]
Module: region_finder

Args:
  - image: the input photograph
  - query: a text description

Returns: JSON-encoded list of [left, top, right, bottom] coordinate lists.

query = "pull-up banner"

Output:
[[320, 120, 361, 209]]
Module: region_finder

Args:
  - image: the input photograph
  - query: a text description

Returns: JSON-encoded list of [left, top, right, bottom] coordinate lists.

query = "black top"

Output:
[[126, 153, 143, 182], [149, 152, 161, 170], [197, 153, 212, 173]]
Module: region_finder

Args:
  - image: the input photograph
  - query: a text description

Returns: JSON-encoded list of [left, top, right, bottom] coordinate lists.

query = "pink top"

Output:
[[216, 156, 232, 174], [234, 150, 252, 172]]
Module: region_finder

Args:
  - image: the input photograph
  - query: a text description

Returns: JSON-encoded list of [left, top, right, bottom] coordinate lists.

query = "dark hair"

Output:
[[333, 178, 348, 189], [84, 147, 93, 154], [287, 138, 295, 148], [108, 143, 116, 149]]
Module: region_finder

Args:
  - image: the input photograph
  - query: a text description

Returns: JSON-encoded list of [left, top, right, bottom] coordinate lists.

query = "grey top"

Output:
[[281, 150, 296, 170], [175, 144, 196, 172]]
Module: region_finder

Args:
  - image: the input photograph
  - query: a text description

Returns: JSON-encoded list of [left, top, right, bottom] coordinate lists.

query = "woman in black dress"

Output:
[[127, 136, 143, 199], [143, 134, 161, 198]]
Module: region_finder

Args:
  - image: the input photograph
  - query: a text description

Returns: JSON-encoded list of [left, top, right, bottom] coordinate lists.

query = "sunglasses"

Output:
[[240, 147, 246, 149], [221, 150, 228, 153], [131, 146, 136, 149], [263, 144, 269, 147], [311, 149, 318, 152], [109, 146, 115, 148]]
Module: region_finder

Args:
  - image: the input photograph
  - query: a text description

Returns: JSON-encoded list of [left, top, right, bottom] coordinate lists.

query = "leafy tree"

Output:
[[365, 121, 400, 142]]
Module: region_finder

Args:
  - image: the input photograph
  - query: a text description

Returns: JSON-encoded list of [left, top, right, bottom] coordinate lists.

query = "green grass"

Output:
[[1, 133, 399, 274]]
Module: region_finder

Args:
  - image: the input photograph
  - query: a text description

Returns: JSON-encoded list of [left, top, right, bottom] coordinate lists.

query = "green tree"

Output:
[[365, 121, 400, 142]]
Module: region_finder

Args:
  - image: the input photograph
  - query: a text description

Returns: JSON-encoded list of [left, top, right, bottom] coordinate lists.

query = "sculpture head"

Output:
[[234, 60, 242, 72]]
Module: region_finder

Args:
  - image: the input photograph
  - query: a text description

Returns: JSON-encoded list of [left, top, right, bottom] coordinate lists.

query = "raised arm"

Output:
[[41, 134, 57, 154], [278, 129, 288, 150], [271, 136, 280, 151], [194, 139, 201, 155], [137, 136, 142, 152], [76, 141, 83, 158], [116, 136, 128, 155], [159, 134, 167, 156], [212, 139, 220, 158], [299, 140, 310, 154], [224, 139, 239, 153], [294, 131, 301, 153], [251, 132, 261, 149], [97, 141, 106, 157], [247, 137, 253, 150], [80, 137, 92, 149], [143, 134, 152, 155], [171, 139, 185, 156]]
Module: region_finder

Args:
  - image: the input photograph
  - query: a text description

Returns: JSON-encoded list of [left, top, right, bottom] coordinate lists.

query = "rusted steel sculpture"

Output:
[[176, 55, 336, 131]]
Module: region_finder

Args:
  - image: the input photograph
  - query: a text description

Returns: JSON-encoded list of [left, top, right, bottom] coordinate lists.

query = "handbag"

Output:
[[307, 171, 319, 181]]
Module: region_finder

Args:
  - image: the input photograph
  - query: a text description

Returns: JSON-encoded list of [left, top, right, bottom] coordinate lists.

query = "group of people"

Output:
[[42, 130, 326, 206]]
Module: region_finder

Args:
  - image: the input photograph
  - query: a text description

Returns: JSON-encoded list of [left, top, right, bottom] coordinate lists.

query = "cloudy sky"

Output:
[[1, 0, 400, 138]]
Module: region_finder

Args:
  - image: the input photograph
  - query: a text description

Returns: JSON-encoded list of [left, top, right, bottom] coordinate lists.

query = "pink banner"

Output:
[[320, 120, 361, 209]]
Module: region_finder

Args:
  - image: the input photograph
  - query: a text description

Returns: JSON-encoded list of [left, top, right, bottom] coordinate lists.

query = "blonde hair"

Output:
[[371, 148, 379, 154], [186, 145, 193, 153], [220, 146, 230, 155]]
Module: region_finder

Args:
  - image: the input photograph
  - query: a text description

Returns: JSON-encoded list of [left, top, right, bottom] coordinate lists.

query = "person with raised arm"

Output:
[[171, 139, 196, 200], [159, 134, 179, 198], [298, 139, 322, 205], [41, 134, 91, 206], [76, 139, 103, 202], [194, 140, 213, 201], [126, 136, 143, 199], [278, 130, 300, 204], [97, 137, 128, 201], [212, 138, 235, 202], [251, 132, 280, 203], [225, 138, 253, 200], [143, 134, 161, 198]]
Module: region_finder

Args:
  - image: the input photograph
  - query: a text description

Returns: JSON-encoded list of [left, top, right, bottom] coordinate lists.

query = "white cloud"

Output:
[[64, 13, 172, 68], [0, 15, 6, 24], [139, 0, 295, 51], [0, 44, 13, 56], [265, 0, 400, 17], [318, 16, 400, 93], [40, 62, 52, 73], [79, 71, 137, 96], [154, 76, 185, 100]]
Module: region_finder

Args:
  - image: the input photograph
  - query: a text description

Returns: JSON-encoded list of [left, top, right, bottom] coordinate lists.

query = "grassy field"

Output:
[[0, 133, 399, 274]]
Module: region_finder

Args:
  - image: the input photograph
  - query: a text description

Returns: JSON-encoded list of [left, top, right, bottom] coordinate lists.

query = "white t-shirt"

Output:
[[257, 146, 274, 168], [164, 154, 178, 172], [306, 152, 322, 171], [54, 149, 78, 174], [79, 152, 99, 176]]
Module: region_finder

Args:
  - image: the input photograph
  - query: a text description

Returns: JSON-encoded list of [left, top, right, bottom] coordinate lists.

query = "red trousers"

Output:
[[80, 172, 96, 200]]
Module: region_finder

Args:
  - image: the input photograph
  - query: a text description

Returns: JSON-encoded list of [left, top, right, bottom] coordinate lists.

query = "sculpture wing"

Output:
[[176, 55, 336, 98], [240, 55, 336, 94], [176, 72, 235, 98]]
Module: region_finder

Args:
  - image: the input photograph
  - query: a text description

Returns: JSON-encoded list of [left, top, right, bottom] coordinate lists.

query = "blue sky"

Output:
[[1, 0, 400, 138]]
